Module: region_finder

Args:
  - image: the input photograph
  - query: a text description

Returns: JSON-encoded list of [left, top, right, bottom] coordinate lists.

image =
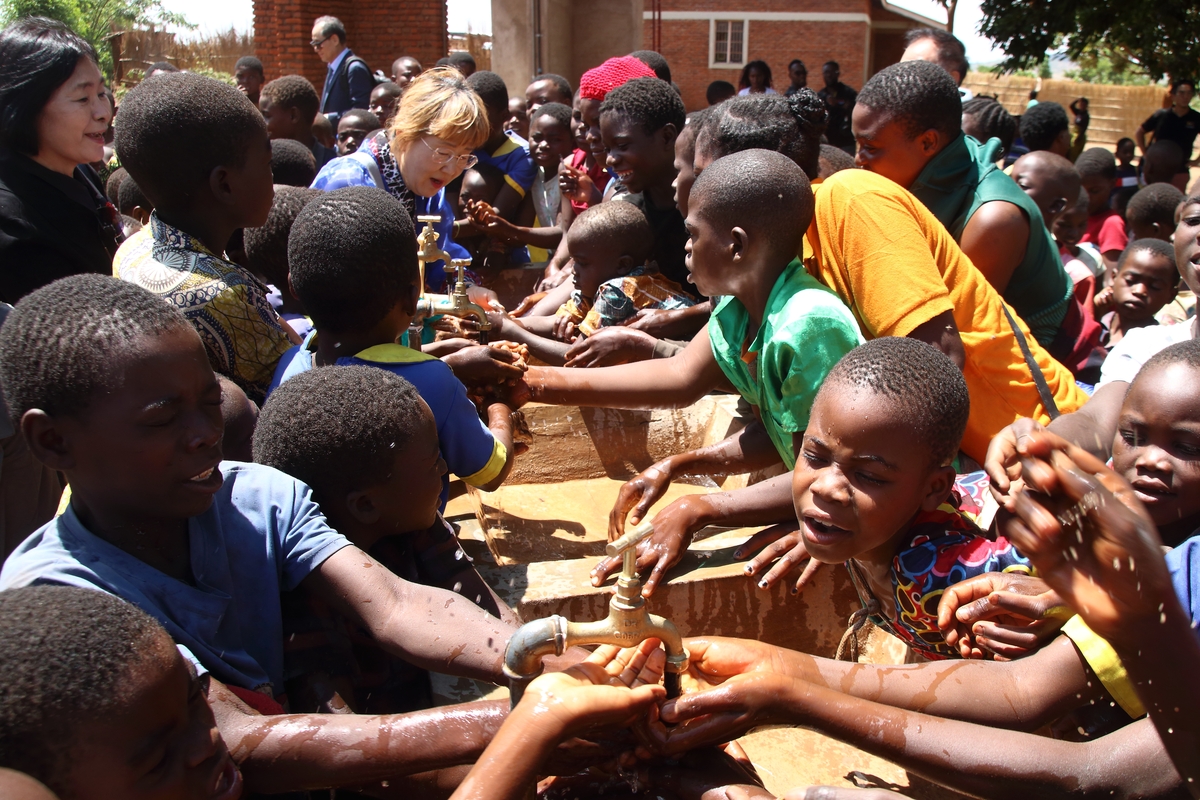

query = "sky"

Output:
[[162, 0, 1007, 66]]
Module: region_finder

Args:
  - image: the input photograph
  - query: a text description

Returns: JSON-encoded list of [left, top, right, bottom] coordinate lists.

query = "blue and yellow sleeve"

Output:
[[1061, 615, 1146, 719], [439, 377, 509, 487]]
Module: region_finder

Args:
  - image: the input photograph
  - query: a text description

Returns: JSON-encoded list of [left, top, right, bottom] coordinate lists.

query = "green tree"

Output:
[[0, 0, 190, 78], [1064, 44, 1155, 85], [978, 0, 1199, 82]]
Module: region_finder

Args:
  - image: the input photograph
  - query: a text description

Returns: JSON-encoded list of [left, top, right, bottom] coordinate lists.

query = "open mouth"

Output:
[[212, 754, 243, 800], [1130, 478, 1174, 504], [615, 169, 634, 183], [802, 514, 852, 546]]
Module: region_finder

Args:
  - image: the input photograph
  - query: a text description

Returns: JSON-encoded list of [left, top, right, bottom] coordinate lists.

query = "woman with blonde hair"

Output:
[[312, 66, 489, 291]]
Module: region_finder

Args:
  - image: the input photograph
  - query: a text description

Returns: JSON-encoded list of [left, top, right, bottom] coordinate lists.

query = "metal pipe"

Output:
[[503, 615, 568, 706]]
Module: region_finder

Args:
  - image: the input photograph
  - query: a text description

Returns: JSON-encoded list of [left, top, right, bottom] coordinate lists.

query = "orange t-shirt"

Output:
[[803, 169, 1086, 461]]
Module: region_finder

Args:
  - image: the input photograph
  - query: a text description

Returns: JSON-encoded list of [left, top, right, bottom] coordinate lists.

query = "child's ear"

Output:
[[729, 226, 749, 261], [401, 282, 420, 316], [344, 489, 380, 525], [658, 123, 679, 151], [920, 464, 956, 512], [132, 205, 151, 225], [20, 409, 75, 471], [918, 128, 941, 158], [615, 255, 636, 276]]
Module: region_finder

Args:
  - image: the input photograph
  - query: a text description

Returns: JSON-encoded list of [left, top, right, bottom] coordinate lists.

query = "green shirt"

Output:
[[909, 134, 1072, 346], [709, 259, 864, 468]]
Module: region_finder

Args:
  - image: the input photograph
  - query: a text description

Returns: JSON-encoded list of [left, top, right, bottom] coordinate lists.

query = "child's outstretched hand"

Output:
[[734, 523, 823, 596], [936, 572, 1068, 659], [558, 162, 598, 205], [1003, 430, 1172, 647], [552, 314, 578, 343], [441, 344, 525, 388], [564, 326, 658, 368]]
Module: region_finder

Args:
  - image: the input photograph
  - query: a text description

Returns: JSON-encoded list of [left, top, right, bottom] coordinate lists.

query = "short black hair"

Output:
[[904, 27, 969, 82], [1074, 146, 1117, 181], [338, 108, 381, 130], [288, 186, 418, 334], [466, 70, 508, 112], [530, 101, 572, 130], [858, 59, 961, 140], [145, 60, 179, 75], [0, 586, 173, 797], [706, 80, 735, 105], [600, 76, 686, 136], [1116, 136, 1135, 150], [0, 17, 100, 155], [1126, 184, 1186, 232], [1171, 78, 1196, 94], [818, 143, 856, 179], [738, 60, 772, 91], [0, 275, 193, 423], [1019, 102, 1069, 152], [824, 60, 840, 70], [697, 89, 827, 180], [819, 337, 969, 467], [105, 166, 128, 205], [690, 148, 813, 259], [447, 51, 476, 70], [789, 59, 806, 71], [255, 366, 429, 502], [630, 50, 671, 83], [961, 96, 1016, 157], [235, 55, 264, 76], [244, 186, 321, 288], [270, 138, 317, 187], [261, 74, 320, 122], [117, 174, 151, 215], [1116, 237, 1177, 272], [115, 72, 266, 210], [529, 73, 572, 102], [570, 200, 654, 263], [1139, 336, 1200, 380]]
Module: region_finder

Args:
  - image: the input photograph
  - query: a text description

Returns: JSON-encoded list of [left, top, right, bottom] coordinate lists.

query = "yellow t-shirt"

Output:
[[803, 169, 1087, 462]]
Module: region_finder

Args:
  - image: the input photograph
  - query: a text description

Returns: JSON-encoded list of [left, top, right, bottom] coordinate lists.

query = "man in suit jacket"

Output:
[[311, 16, 372, 125]]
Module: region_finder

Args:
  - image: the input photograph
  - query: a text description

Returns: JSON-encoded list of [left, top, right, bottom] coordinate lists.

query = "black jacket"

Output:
[[0, 148, 121, 303]]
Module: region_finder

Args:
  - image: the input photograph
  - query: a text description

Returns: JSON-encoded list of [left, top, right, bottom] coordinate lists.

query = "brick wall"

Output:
[[253, 0, 448, 90]]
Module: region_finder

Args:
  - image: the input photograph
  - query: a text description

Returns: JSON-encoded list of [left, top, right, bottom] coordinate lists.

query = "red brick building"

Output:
[[253, 0, 448, 86], [644, 0, 943, 111]]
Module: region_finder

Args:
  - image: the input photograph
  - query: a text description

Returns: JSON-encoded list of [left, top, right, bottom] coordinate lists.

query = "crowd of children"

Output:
[[2, 11, 1200, 800]]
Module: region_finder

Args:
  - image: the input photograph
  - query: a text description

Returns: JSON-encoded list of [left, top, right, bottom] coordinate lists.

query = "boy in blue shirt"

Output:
[[0, 275, 515, 708], [269, 186, 515, 504], [464, 71, 537, 225]]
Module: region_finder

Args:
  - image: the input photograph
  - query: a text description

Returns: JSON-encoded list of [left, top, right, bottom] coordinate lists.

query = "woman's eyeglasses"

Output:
[[420, 137, 478, 170]]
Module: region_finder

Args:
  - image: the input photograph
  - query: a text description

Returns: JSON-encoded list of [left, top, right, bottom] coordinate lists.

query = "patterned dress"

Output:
[[556, 264, 695, 337], [114, 214, 297, 404]]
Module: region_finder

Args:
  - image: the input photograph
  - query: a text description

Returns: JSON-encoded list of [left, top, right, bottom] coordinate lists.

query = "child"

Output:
[[0, 274, 515, 708], [269, 186, 516, 502], [1054, 186, 1103, 286], [524, 73, 573, 110], [112, 72, 298, 405], [259, 75, 335, 169], [335, 108, 381, 156], [269, 138, 317, 187], [518, 149, 863, 596], [1017, 101, 1072, 157], [506, 96, 529, 140], [961, 96, 1016, 160], [1125, 182, 1186, 241], [790, 337, 1030, 659], [1075, 147, 1128, 277], [243, 185, 321, 339], [1112, 135, 1139, 212], [368, 80, 402, 126], [706, 80, 736, 106], [464, 71, 536, 224], [255, 365, 519, 712], [1098, 239, 1178, 351], [488, 201, 694, 365], [1008, 150, 1080, 233], [234, 54, 264, 105], [116, 173, 152, 225]]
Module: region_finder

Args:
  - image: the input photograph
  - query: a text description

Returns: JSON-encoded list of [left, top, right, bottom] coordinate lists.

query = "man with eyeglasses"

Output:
[[311, 16, 372, 126]]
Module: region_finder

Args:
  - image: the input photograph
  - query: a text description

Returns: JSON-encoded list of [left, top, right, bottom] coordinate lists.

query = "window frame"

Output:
[[708, 18, 749, 69]]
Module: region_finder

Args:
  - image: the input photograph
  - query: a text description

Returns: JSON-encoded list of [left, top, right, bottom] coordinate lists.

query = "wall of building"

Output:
[[253, 0, 448, 90]]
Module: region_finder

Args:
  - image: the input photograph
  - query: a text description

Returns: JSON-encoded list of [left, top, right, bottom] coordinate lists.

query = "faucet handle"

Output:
[[417, 214, 443, 224], [606, 521, 655, 558]]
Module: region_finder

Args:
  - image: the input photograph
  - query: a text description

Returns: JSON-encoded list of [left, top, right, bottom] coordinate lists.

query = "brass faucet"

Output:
[[410, 215, 493, 346], [502, 522, 690, 707]]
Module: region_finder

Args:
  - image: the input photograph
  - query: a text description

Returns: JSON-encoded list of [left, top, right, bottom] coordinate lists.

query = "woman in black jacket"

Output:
[[0, 17, 122, 303]]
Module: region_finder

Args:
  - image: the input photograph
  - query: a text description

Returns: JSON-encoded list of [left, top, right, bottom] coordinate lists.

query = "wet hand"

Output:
[[590, 496, 708, 596], [735, 523, 822, 595], [1003, 431, 1172, 647], [564, 326, 658, 368], [936, 572, 1067, 659], [511, 291, 549, 318], [441, 345, 524, 387], [552, 314, 578, 342], [608, 462, 673, 540], [984, 417, 1045, 511], [538, 266, 573, 292], [644, 671, 790, 757]]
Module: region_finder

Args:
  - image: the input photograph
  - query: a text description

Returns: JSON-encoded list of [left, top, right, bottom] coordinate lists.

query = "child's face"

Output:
[[358, 400, 446, 537], [1111, 250, 1178, 322], [57, 327, 226, 528], [600, 111, 676, 194], [578, 97, 606, 160], [789, 63, 807, 87], [1080, 174, 1114, 215], [36, 56, 111, 174], [258, 97, 302, 141], [682, 205, 730, 297], [1116, 140, 1135, 164], [1010, 157, 1066, 226], [852, 105, 935, 190], [672, 128, 697, 218], [66, 641, 241, 800], [570, 98, 588, 151], [792, 385, 954, 565], [396, 134, 476, 197], [569, 230, 627, 298], [1112, 362, 1200, 542], [528, 115, 574, 170], [1175, 201, 1200, 295], [1053, 199, 1089, 249], [234, 66, 262, 103], [526, 79, 568, 111], [336, 116, 374, 156], [747, 67, 767, 91], [506, 97, 529, 141], [369, 86, 401, 125]]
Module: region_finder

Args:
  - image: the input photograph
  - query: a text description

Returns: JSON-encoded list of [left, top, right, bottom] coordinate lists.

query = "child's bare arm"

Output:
[[304, 546, 515, 682], [478, 401, 515, 491], [209, 676, 508, 793], [489, 314, 572, 366]]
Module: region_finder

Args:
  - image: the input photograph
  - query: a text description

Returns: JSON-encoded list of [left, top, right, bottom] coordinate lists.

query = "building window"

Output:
[[710, 19, 747, 68]]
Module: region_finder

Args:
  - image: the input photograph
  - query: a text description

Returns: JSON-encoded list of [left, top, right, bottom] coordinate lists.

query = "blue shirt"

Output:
[[1166, 534, 1200, 626], [268, 336, 506, 507], [475, 132, 538, 196], [0, 462, 351, 694]]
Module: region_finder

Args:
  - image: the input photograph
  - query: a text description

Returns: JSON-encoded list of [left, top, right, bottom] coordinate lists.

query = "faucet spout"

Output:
[[503, 615, 569, 706]]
